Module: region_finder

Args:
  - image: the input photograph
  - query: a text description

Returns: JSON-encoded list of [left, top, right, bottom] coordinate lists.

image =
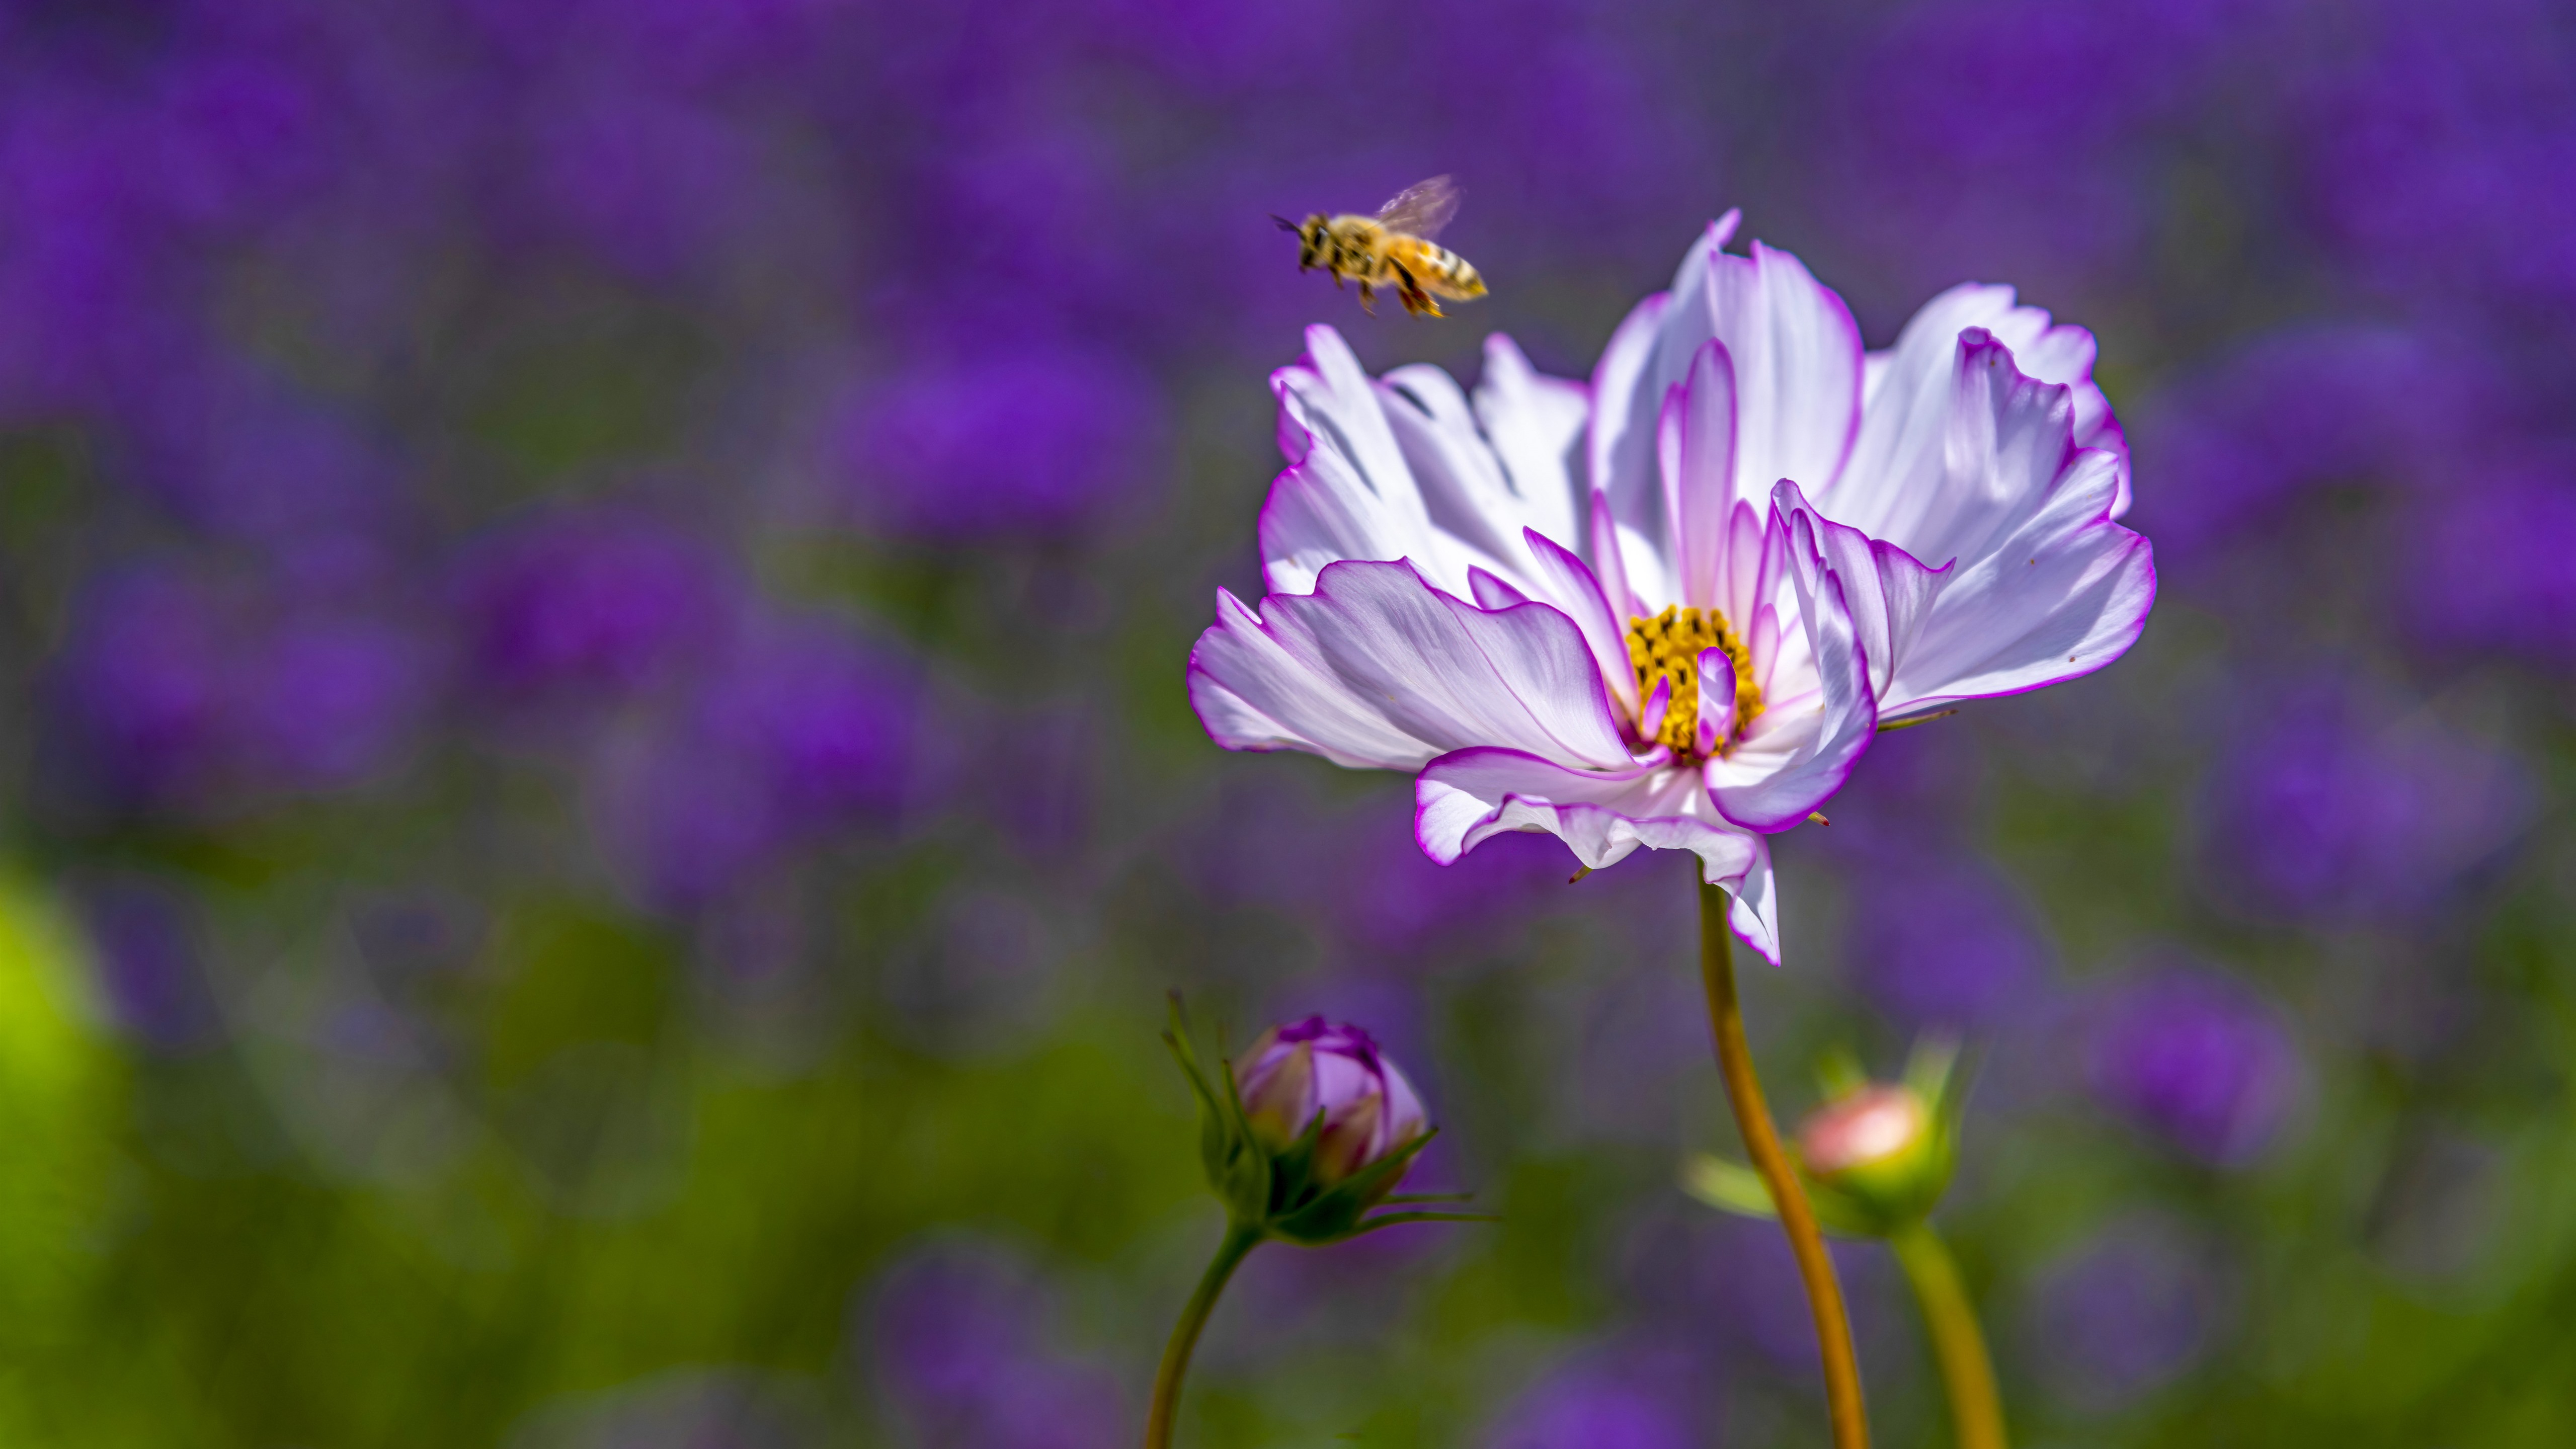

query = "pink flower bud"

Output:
[[1233, 1017, 1428, 1188], [1799, 1085, 1930, 1176]]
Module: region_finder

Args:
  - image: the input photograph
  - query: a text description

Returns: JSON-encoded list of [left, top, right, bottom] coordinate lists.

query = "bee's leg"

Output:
[[1391, 262, 1439, 318], [1357, 281, 1376, 314]]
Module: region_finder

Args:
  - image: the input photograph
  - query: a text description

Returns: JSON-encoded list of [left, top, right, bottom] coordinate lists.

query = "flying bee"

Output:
[[1273, 175, 1487, 317]]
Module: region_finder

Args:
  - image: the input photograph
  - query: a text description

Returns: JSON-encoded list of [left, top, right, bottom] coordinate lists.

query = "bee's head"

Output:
[[1275, 213, 1327, 270]]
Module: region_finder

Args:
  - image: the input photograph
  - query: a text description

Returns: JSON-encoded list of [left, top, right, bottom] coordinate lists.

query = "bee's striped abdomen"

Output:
[[1386, 238, 1487, 300]]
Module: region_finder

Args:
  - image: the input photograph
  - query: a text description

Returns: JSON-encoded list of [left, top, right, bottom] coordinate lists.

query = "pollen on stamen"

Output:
[[1624, 604, 1763, 757]]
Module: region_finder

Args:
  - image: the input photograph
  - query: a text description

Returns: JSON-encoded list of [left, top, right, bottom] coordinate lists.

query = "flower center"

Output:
[[1625, 604, 1763, 757]]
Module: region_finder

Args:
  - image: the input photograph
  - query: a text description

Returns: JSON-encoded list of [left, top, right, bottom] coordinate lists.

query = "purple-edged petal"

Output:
[[1874, 337, 2156, 716], [1774, 479, 1950, 702], [1589, 291, 1682, 611], [1189, 587, 1430, 768], [1521, 527, 1639, 717], [1837, 285, 2128, 545], [1188, 559, 1634, 773], [1413, 745, 1781, 961], [1589, 212, 1741, 541], [1261, 328, 1439, 597], [1695, 647, 1733, 757], [1706, 534, 1877, 831], [1469, 568, 1530, 610], [1661, 340, 1740, 614], [1698, 242, 1865, 504]]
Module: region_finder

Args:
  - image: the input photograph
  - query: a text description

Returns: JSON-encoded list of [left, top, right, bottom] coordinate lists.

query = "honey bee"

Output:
[[1274, 175, 1487, 317]]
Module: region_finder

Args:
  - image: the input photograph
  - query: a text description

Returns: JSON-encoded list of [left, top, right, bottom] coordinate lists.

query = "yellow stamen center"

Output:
[[1626, 604, 1764, 757]]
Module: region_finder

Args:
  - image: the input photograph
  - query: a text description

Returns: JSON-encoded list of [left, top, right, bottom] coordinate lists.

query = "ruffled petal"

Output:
[[1188, 559, 1635, 773], [1837, 284, 2128, 545], [1260, 326, 1608, 604], [1188, 586, 1434, 769], [1705, 518, 1879, 831], [1471, 334, 1589, 550], [1378, 363, 1546, 592], [1773, 479, 1951, 702], [1261, 327, 1440, 596], [1875, 335, 2155, 715], [1589, 218, 1863, 618], [1413, 745, 1782, 961]]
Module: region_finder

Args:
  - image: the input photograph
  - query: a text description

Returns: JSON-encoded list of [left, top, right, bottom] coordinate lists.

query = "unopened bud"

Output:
[[1233, 1017, 1428, 1191], [1796, 1082, 1952, 1229]]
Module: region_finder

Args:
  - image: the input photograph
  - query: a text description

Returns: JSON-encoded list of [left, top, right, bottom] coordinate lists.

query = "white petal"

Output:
[[1188, 586, 1433, 769], [1773, 479, 1950, 702], [1259, 327, 1482, 596], [1589, 290, 1682, 608], [1468, 567, 1530, 610], [1875, 336, 2155, 715], [1471, 334, 1589, 550], [1521, 527, 1640, 717], [1378, 363, 1542, 593], [1189, 560, 1634, 774], [1412, 745, 1781, 961], [1837, 284, 2128, 545], [1706, 524, 1878, 831], [1662, 340, 1740, 614], [1698, 242, 1865, 502]]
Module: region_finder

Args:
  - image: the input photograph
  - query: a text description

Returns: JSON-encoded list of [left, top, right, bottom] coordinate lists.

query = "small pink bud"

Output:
[[1799, 1085, 1930, 1176]]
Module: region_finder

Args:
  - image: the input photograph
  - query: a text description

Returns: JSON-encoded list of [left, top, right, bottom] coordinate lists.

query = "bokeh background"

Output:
[[1, 0, 2571, 1444]]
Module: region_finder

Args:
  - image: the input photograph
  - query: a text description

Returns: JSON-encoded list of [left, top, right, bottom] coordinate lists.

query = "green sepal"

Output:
[[1814, 1044, 1869, 1101], [1164, 994, 1271, 1226], [1345, 1209, 1500, 1238], [1679, 1151, 1876, 1237], [1270, 1127, 1439, 1246]]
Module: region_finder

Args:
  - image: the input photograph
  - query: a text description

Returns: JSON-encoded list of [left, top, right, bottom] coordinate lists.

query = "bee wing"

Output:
[[1374, 175, 1462, 240]]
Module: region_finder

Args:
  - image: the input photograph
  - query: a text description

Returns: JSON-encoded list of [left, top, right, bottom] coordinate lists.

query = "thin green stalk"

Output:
[[1698, 878, 1872, 1449], [1890, 1220, 2006, 1449], [1143, 1221, 1264, 1449]]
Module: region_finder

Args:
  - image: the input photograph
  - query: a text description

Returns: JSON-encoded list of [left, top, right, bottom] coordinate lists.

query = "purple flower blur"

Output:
[[75, 873, 220, 1052], [2405, 471, 2576, 667], [830, 341, 1168, 543], [2027, 1214, 2227, 1410], [864, 1242, 1124, 1449], [589, 612, 914, 913], [2127, 325, 2481, 561], [452, 506, 738, 711], [49, 565, 234, 810], [1485, 1353, 1697, 1449], [2086, 964, 2300, 1168], [1841, 851, 2052, 1031], [2202, 672, 2531, 926]]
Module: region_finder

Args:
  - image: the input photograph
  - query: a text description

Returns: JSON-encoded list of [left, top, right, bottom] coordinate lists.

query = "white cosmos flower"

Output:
[[1188, 213, 2154, 961]]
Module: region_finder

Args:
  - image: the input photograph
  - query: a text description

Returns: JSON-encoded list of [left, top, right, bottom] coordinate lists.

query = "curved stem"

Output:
[[1698, 879, 1871, 1449], [1890, 1221, 2006, 1449], [1143, 1221, 1264, 1449]]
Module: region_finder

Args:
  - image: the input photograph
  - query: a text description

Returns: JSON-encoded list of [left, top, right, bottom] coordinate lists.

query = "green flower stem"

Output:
[[1698, 878, 1872, 1449], [1143, 1221, 1265, 1449], [1890, 1220, 2006, 1449]]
